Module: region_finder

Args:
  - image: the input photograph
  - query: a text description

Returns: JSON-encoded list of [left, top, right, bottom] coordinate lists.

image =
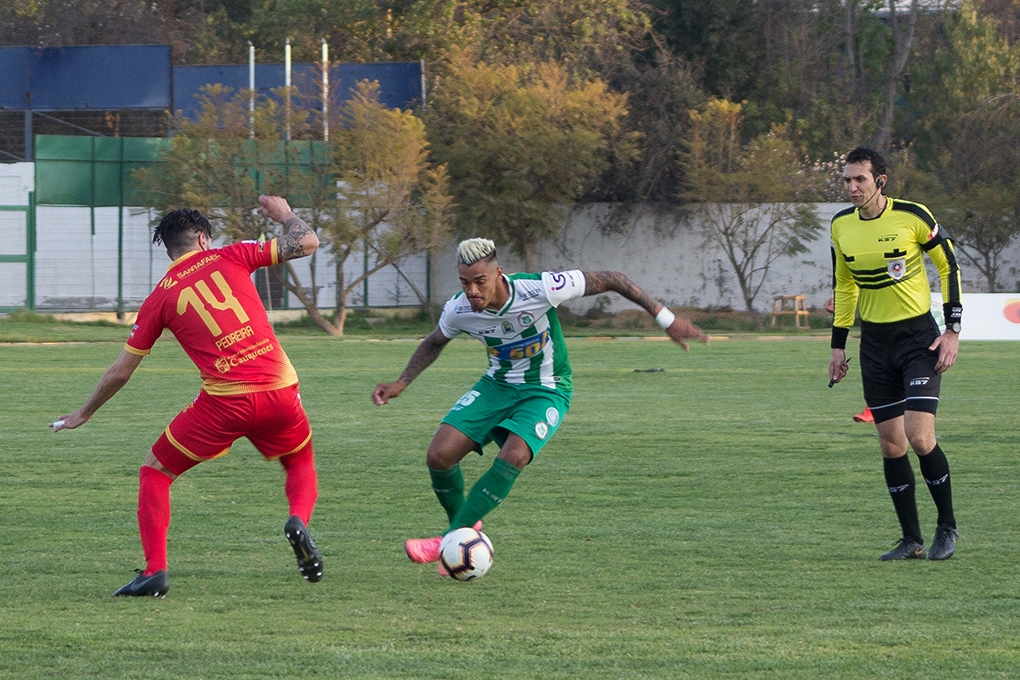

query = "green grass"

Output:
[[1, 335, 1017, 679]]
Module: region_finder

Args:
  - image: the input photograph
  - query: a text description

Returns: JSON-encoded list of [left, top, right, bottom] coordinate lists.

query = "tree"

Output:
[[896, 97, 1020, 293], [134, 80, 452, 335], [425, 50, 629, 270], [874, 0, 919, 148], [681, 99, 823, 329], [897, 2, 1020, 291]]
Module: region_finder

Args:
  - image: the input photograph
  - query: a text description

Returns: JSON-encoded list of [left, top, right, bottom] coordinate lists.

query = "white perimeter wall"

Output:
[[429, 203, 1020, 313], [3, 161, 1018, 313]]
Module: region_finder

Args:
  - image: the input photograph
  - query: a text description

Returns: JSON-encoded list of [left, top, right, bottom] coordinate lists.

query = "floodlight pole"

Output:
[[322, 39, 329, 142], [285, 39, 292, 142], [248, 42, 255, 139]]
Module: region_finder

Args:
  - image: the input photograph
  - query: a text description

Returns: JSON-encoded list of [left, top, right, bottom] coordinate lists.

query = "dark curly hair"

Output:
[[152, 209, 212, 251], [845, 146, 886, 179]]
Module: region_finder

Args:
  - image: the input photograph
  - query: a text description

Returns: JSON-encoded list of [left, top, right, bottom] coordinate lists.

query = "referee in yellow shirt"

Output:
[[828, 147, 962, 561]]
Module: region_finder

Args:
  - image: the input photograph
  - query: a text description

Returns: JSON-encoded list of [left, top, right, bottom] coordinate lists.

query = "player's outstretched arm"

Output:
[[372, 327, 452, 405], [581, 271, 708, 350], [258, 195, 319, 261], [52, 350, 143, 432]]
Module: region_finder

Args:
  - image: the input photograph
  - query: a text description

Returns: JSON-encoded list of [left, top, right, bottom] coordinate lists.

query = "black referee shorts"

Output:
[[859, 313, 942, 424]]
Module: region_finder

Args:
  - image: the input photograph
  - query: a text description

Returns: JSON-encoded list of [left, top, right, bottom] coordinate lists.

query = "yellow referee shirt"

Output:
[[830, 197, 962, 347]]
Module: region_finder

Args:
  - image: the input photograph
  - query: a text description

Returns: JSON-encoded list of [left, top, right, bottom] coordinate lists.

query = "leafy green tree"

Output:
[[425, 50, 629, 270], [681, 99, 823, 329], [897, 2, 1020, 292], [134, 81, 452, 335]]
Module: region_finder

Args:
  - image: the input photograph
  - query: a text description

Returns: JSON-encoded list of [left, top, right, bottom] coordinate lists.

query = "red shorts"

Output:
[[152, 383, 313, 476]]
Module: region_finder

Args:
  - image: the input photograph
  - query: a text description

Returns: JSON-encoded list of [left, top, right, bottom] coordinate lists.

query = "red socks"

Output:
[[135, 447, 317, 577], [137, 466, 173, 575], [280, 445, 318, 525]]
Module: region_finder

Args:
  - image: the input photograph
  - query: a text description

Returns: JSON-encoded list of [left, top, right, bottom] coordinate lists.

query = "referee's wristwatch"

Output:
[[948, 322, 961, 333]]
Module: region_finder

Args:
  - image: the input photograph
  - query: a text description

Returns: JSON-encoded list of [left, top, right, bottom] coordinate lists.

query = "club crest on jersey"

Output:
[[214, 357, 231, 374], [501, 321, 514, 334], [517, 311, 535, 327], [887, 257, 906, 280]]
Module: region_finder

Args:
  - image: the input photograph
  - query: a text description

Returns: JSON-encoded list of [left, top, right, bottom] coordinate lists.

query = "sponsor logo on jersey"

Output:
[[218, 339, 274, 372], [548, 271, 569, 291], [129, 323, 139, 339], [546, 407, 560, 427], [518, 288, 540, 301], [878, 234, 897, 242], [887, 257, 906, 279], [909, 376, 929, 386], [487, 330, 549, 361], [535, 422, 549, 439], [175, 253, 221, 279], [477, 326, 498, 336], [455, 304, 474, 314], [517, 311, 535, 327]]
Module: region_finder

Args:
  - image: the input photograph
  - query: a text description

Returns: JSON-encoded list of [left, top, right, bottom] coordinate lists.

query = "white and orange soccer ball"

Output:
[[439, 527, 494, 581]]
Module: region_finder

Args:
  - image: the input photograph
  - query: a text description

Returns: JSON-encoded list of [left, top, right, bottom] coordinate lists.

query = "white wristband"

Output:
[[655, 307, 675, 330]]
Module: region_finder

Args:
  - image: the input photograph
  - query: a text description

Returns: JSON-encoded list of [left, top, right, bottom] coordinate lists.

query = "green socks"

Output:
[[448, 458, 520, 531], [429, 464, 465, 523]]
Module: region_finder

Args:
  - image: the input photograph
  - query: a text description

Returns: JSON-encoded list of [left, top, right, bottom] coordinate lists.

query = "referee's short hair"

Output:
[[846, 146, 886, 178], [457, 238, 497, 267]]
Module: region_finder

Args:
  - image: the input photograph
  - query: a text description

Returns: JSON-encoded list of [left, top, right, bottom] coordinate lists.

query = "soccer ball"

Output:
[[439, 527, 494, 581]]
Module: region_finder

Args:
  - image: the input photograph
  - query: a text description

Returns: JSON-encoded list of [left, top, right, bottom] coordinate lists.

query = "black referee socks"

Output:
[[884, 454, 923, 544], [919, 443, 956, 529]]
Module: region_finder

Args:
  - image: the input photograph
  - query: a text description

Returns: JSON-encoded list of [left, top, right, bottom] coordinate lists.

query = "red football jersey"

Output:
[[125, 240, 298, 396]]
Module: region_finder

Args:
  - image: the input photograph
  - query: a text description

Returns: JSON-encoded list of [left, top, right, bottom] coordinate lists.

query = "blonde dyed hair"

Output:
[[456, 238, 497, 266]]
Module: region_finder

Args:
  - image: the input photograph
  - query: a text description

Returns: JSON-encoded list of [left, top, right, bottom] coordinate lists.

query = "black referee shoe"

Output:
[[113, 569, 169, 597], [928, 525, 959, 561], [284, 515, 323, 582], [879, 537, 927, 561]]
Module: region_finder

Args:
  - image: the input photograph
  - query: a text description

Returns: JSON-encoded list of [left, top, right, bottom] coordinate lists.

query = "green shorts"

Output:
[[441, 378, 571, 458]]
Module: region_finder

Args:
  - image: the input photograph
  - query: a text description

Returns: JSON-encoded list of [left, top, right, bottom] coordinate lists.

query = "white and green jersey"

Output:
[[438, 271, 586, 393]]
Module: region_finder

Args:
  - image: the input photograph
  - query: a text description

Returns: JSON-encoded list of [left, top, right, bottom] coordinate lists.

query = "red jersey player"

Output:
[[51, 195, 321, 597]]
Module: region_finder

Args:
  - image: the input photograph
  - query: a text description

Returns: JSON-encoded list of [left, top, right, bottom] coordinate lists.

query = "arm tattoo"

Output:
[[398, 329, 449, 386], [582, 271, 661, 315], [278, 215, 316, 261]]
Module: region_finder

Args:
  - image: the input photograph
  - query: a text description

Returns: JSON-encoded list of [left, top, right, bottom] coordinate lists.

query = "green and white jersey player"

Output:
[[372, 238, 707, 569]]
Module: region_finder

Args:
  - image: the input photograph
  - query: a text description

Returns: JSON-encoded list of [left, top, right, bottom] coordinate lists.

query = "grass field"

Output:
[[1, 331, 1018, 679]]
